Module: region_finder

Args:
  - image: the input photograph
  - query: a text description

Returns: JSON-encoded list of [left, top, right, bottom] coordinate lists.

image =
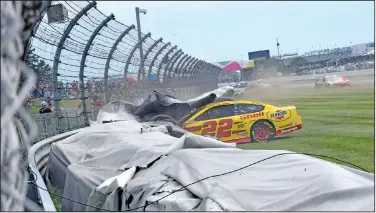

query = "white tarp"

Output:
[[46, 119, 375, 212]]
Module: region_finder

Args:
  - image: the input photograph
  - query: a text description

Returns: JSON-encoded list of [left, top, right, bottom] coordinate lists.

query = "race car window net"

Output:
[[236, 104, 265, 115]]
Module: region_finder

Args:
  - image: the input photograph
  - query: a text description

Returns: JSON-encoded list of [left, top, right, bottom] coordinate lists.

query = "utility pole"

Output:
[[135, 7, 145, 79]]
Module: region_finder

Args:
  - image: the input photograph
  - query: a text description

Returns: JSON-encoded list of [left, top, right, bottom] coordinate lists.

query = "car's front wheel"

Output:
[[250, 120, 276, 142]]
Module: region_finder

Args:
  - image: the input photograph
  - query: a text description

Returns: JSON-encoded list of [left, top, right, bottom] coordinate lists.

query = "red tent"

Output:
[[126, 77, 137, 82], [222, 61, 242, 72]]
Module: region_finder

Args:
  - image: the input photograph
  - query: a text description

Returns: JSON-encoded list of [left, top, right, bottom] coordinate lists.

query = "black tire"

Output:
[[250, 120, 276, 142], [148, 114, 177, 125]]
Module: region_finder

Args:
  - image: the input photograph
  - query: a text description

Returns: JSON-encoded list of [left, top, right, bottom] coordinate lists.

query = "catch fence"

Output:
[[26, 1, 221, 143]]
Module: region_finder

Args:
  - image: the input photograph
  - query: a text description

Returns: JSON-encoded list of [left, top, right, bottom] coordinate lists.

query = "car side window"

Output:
[[195, 105, 235, 121], [236, 104, 265, 115]]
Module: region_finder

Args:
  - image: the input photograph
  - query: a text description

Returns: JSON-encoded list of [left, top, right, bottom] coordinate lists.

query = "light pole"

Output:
[[135, 7, 147, 80], [276, 38, 281, 73]]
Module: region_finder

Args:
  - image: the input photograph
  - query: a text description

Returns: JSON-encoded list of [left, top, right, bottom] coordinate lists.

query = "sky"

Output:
[[96, 1, 374, 62]]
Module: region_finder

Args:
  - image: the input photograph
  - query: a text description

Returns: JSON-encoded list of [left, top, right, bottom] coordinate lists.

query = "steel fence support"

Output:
[[186, 59, 200, 77], [197, 62, 207, 75], [173, 54, 188, 78], [79, 14, 114, 126], [166, 51, 184, 80], [164, 50, 183, 81], [104, 25, 135, 103], [200, 62, 210, 75], [51, 2, 95, 133], [138, 38, 163, 81], [192, 61, 206, 76], [201, 63, 211, 74], [181, 57, 195, 77], [179, 56, 192, 77], [157, 46, 177, 80], [123, 32, 151, 83], [148, 42, 171, 79], [206, 64, 215, 73], [188, 60, 201, 77], [24, 1, 52, 61]]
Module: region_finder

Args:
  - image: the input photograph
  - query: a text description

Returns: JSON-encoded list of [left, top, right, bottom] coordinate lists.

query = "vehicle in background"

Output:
[[315, 75, 350, 88], [236, 81, 248, 88]]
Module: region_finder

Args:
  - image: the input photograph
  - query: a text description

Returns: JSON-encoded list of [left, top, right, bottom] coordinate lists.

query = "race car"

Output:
[[100, 89, 302, 144], [182, 100, 302, 143], [315, 75, 350, 88]]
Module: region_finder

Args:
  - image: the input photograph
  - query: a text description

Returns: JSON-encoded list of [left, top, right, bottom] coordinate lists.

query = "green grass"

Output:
[[28, 98, 80, 114], [49, 187, 61, 211], [238, 87, 375, 173]]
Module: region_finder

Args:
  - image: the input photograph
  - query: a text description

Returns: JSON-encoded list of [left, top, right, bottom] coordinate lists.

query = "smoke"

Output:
[[95, 101, 137, 123]]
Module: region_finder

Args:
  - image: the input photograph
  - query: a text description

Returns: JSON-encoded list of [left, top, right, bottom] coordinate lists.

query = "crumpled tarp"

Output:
[[46, 120, 375, 212]]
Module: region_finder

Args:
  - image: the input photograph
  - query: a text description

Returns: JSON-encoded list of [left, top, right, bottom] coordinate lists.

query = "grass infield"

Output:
[[238, 85, 375, 173]]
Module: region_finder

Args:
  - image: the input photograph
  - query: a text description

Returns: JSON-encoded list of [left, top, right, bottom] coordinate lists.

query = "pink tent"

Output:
[[126, 77, 137, 82], [222, 61, 242, 72]]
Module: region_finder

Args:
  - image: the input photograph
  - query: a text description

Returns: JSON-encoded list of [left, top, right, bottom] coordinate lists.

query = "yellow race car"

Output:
[[106, 90, 302, 144], [182, 100, 302, 143]]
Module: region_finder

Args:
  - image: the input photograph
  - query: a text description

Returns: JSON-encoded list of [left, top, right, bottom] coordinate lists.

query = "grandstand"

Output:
[[280, 42, 374, 65]]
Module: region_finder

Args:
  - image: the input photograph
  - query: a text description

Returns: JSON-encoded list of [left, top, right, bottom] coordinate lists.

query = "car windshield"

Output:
[[326, 76, 343, 82]]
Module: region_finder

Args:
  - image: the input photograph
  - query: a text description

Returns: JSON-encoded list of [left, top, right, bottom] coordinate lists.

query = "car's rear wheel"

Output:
[[250, 120, 276, 142]]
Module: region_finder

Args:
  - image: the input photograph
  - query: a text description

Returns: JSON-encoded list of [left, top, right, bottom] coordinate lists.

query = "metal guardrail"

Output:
[[28, 129, 81, 211]]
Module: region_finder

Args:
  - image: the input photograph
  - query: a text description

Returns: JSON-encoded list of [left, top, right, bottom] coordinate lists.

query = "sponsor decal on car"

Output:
[[237, 123, 245, 129], [267, 109, 291, 122], [276, 124, 302, 135], [240, 112, 265, 120], [236, 132, 248, 137], [281, 126, 298, 134]]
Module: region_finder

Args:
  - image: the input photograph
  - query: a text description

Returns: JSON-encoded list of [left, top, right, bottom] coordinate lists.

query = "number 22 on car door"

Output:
[[201, 118, 233, 141]]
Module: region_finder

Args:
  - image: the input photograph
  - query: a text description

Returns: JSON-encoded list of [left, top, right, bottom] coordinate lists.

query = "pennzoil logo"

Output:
[[267, 109, 291, 122]]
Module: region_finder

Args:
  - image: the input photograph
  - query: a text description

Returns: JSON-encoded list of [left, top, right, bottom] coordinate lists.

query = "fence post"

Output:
[[192, 61, 205, 76], [186, 58, 199, 77], [123, 32, 152, 79], [164, 49, 183, 81], [80, 14, 115, 127], [173, 54, 189, 78], [104, 25, 135, 103], [138, 38, 163, 81], [43, 116, 48, 139], [52, 2, 96, 132], [178, 56, 192, 78], [148, 42, 170, 79], [157, 45, 177, 80], [123, 32, 151, 100], [65, 112, 71, 131]]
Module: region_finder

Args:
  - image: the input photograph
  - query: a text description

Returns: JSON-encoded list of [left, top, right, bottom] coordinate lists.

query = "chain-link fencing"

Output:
[[26, 1, 221, 143]]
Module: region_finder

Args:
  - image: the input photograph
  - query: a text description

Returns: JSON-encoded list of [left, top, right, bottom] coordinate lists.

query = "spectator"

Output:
[[39, 101, 52, 114], [43, 87, 50, 103]]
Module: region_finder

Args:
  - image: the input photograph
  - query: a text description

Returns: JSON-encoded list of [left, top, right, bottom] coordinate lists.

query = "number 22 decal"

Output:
[[201, 119, 233, 138]]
